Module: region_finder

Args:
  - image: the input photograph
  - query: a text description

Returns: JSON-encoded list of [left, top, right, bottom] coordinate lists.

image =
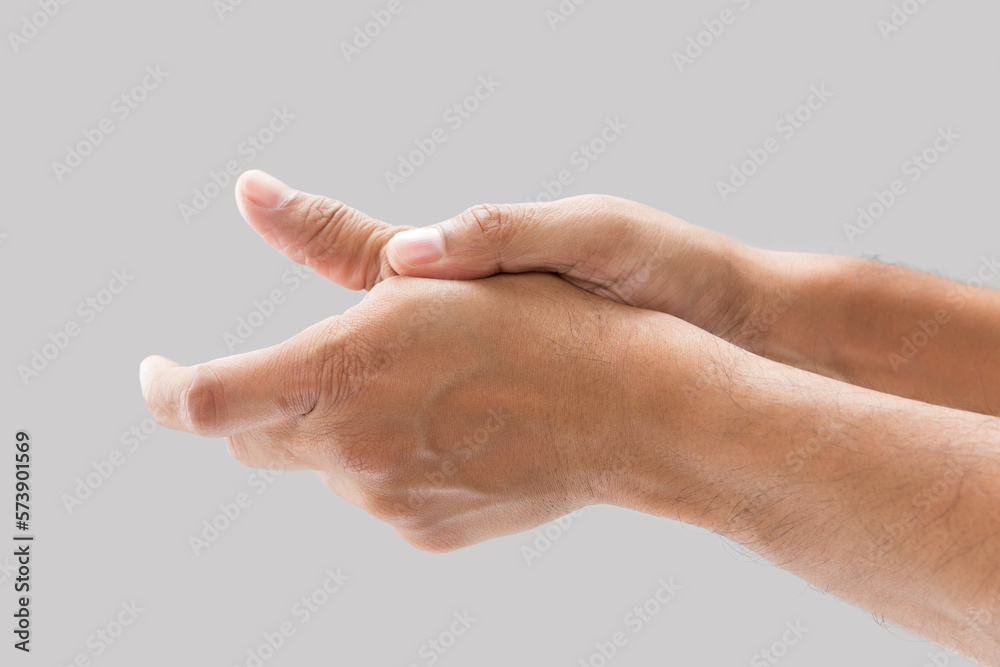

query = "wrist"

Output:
[[591, 310, 770, 530], [728, 248, 849, 373], [597, 315, 854, 537], [670, 236, 797, 356]]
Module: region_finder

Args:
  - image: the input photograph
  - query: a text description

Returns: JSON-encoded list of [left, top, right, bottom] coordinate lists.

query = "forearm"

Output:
[[612, 319, 1000, 664], [736, 250, 1000, 416]]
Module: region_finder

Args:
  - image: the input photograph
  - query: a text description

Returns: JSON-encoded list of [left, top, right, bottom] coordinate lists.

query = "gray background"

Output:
[[2, 0, 996, 664]]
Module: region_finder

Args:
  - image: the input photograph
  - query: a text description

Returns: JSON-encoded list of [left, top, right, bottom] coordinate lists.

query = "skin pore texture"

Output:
[[140, 170, 1000, 665]]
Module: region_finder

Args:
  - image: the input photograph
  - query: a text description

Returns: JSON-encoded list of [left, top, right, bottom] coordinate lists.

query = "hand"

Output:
[[139, 272, 694, 552], [232, 170, 764, 343], [384, 195, 763, 338]]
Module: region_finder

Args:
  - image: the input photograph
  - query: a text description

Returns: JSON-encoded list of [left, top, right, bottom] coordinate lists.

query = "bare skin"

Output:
[[140, 170, 1000, 665], [385, 195, 1000, 418]]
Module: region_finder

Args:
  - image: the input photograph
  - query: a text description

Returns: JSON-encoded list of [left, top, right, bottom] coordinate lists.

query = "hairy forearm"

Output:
[[737, 250, 1000, 416], [613, 319, 1000, 663]]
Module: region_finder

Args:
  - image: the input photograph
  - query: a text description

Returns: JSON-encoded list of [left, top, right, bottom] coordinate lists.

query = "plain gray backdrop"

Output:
[[2, 0, 997, 665]]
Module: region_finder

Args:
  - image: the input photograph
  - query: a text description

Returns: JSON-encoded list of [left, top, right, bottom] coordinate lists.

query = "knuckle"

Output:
[[181, 365, 225, 436], [328, 336, 367, 406], [271, 342, 322, 418], [457, 203, 539, 271], [298, 196, 394, 291], [459, 203, 514, 244], [310, 303, 420, 405], [304, 319, 364, 409], [298, 196, 353, 263]]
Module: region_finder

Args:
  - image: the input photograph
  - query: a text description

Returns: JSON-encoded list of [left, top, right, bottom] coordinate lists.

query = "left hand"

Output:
[[140, 271, 701, 552]]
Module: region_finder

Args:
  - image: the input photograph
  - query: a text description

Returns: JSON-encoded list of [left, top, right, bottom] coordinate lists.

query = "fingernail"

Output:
[[390, 228, 445, 265], [239, 170, 297, 209]]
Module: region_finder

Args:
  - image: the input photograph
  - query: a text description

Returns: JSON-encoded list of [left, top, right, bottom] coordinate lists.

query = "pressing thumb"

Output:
[[386, 203, 549, 280]]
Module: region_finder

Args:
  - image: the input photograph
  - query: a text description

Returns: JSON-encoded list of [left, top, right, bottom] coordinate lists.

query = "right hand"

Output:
[[234, 170, 771, 346], [384, 194, 770, 346]]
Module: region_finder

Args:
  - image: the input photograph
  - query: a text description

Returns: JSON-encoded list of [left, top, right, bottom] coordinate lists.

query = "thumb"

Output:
[[235, 169, 405, 291], [385, 202, 577, 280]]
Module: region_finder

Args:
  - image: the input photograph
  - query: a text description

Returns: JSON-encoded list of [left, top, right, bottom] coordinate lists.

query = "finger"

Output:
[[225, 422, 315, 472], [384, 196, 719, 311], [235, 170, 406, 291], [385, 202, 549, 280], [139, 340, 318, 438], [385, 197, 659, 280]]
